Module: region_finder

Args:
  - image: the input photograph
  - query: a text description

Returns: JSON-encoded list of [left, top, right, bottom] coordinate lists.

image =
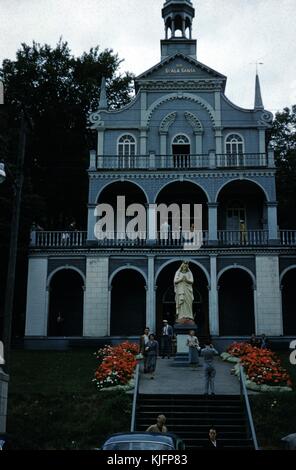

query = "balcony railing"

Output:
[[216, 153, 268, 168], [94, 153, 270, 170], [280, 230, 296, 246], [218, 230, 269, 246], [32, 231, 87, 247], [30, 230, 296, 248]]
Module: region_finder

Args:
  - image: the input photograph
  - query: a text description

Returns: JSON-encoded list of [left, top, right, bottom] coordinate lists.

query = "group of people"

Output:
[[139, 322, 219, 396]]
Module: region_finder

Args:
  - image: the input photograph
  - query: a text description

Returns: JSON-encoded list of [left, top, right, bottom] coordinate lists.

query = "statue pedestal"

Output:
[[172, 323, 197, 367]]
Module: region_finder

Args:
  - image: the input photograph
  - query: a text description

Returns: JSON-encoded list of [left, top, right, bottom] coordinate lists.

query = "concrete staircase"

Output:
[[135, 394, 254, 450]]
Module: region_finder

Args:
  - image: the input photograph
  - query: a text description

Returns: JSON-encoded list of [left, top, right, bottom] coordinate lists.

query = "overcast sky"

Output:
[[1, 0, 295, 113]]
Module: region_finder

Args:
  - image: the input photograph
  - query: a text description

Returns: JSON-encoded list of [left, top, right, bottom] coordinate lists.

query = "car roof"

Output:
[[103, 432, 177, 444]]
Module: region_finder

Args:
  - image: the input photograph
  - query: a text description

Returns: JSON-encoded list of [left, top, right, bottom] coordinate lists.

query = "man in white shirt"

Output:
[[160, 320, 173, 358]]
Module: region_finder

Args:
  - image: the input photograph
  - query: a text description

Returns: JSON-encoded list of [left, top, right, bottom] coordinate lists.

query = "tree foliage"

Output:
[[271, 105, 296, 228]]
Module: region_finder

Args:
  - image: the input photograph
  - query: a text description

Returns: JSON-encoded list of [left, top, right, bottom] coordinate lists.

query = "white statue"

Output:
[[174, 261, 194, 323]]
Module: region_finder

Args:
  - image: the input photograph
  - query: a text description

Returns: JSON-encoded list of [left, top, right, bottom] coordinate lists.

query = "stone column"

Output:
[[208, 203, 218, 244], [147, 204, 157, 243], [215, 127, 223, 155], [159, 132, 167, 168], [140, 129, 148, 156], [255, 256, 283, 335], [209, 256, 219, 335], [87, 204, 97, 241], [267, 202, 279, 243], [84, 257, 109, 336], [25, 257, 48, 336], [258, 129, 266, 154], [147, 256, 156, 332], [97, 129, 105, 168], [0, 369, 9, 433], [195, 131, 203, 157]]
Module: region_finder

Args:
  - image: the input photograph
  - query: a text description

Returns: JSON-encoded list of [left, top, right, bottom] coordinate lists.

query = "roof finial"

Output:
[[98, 77, 108, 110]]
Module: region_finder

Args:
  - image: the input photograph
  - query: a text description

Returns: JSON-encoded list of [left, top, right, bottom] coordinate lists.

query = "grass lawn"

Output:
[[250, 352, 296, 450], [7, 350, 132, 449]]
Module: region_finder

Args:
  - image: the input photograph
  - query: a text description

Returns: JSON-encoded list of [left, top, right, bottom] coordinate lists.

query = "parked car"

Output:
[[101, 432, 185, 450]]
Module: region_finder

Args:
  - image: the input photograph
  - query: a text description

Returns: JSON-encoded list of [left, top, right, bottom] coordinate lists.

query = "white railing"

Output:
[[280, 230, 296, 246], [216, 153, 267, 168], [156, 230, 209, 247], [33, 231, 87, 247], [218, 230, 269, 246]]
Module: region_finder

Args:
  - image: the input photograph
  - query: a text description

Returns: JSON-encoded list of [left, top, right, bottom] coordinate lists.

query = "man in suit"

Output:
[[204, 428, 222, 449], [160, 320, 173, 358]]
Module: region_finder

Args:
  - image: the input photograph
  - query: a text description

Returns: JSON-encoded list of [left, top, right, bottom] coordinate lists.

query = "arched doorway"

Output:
[[218, 268, 255, 335], [282, 268, 296, 335], [110, 269, 146, 336], [156, 261, 209, 337], [155, 181, 208, 235], [48, 269, 84, 336], [217, 180, 267, 238]]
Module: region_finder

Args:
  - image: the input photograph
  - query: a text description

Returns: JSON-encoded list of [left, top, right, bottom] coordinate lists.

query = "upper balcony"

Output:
[[89, 151, 275, 171], [30, 229, 296, 249]]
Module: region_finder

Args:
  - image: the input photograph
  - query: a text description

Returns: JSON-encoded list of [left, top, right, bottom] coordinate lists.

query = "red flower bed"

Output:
[[93, 342, 139, 389], [227, 342, 292, 388], [227, 342, 254, 357]]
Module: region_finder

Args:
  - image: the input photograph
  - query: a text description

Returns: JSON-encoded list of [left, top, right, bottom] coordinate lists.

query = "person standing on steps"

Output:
[[146, 415, 168, 433], [160, 320, 173, 358], [204, 427, 223, 449], [201, 340, 219, 396], [186, 329, 200, 368], [145, 333, 159, 379], [139, 327, 150, 373]]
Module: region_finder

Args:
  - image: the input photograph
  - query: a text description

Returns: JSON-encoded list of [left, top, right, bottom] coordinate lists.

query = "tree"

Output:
[[271, 105, 296, 228], [0, 40, 134, 337]]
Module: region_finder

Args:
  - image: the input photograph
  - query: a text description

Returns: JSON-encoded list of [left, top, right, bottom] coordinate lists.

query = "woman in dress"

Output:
[[145, 333, 159, 379], [186, 329, 200, 369]]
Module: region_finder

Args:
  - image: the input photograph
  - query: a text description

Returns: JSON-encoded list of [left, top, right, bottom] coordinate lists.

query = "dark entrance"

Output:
[[111, 269, 146, 336], [282, 268, 296, 335], [156, 261, 209, 337], [48, 269, 84, 336], [218, 269, 255, 335], [172, 144, 191, 168]]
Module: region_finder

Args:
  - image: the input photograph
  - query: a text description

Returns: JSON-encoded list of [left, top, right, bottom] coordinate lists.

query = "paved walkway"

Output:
[[139, 357, 242, 395]]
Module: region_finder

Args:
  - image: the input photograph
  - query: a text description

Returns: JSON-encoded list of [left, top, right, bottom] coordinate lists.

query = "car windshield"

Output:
[[103, 441, 174, 450]]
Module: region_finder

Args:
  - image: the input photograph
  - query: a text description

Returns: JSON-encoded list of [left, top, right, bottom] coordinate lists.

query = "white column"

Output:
[[147, 204, 157, 242], [259, 129, 266, 154], [208, 203, 218, 243], [87, 204, 97, 241], [160, 133, 167, 168], [147, 256, 156, 332], [195, 132, 203, 155], [84, 257, 109, 336], [255, 256, 283, 335], [215, 128, 223, 155], [140, 129, 147, 156], [267, 202, 279, 241], [25, 257, 48, 336], [97, 129, 105, 167], [209, 256, 219, 335]]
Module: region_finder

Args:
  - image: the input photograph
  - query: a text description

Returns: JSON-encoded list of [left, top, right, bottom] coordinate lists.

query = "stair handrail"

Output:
[[239, 364, 259, 450], [130, 363, 140, 432]]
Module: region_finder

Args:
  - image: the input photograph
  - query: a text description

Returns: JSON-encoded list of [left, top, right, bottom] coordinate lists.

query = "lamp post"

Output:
[[0, 111, 27, 374]]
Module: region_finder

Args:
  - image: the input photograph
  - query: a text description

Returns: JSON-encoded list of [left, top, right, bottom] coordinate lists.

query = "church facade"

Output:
[[25, 0, 296, 346]]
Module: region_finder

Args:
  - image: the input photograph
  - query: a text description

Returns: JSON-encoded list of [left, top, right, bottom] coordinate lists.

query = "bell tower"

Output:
[[161, 0, 197, 60]]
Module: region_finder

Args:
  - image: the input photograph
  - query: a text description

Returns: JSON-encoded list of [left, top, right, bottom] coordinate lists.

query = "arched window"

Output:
[[117, 134, 136, 168], [225, 134, 245, 167], [173, 134, 190, 145]]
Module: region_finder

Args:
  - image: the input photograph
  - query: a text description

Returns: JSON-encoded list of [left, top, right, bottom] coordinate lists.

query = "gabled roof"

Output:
[[135, 52, 227, 82]]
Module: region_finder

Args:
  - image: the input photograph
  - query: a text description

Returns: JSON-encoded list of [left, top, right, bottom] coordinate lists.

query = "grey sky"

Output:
[[1, 0, 295, 112]]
